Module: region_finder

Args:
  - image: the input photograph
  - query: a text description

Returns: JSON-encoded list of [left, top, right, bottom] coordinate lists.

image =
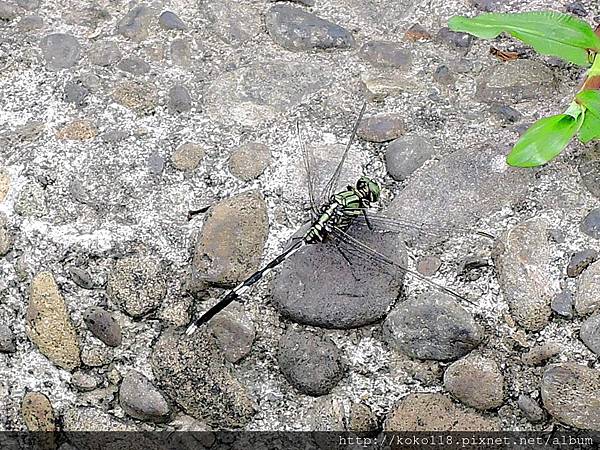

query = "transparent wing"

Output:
[[320, 102, 367, 203], [345, 210, 495, 241], [330, 226, 475, 305], [296, 120, 319, 215]]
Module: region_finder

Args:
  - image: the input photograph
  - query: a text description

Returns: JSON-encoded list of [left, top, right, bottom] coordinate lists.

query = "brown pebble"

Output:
[[521, 343, 560, 366], [56, 120, 97, 140]]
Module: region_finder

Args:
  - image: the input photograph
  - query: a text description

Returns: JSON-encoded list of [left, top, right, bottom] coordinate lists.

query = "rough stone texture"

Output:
[[521, 343, 561, 366], [0, 322, 16, 353], [168, 84, 192, 113], [443, 355, 504, 410], [151, 329, 254, 428], [388, 143, 534, 246], [71, 371, 98, 392], [21, 392, 55, 431], [357, 114, 405, 143], [87, 41, 121, 66], [541, 363, 600, 431], [116, 4, 154, 42], [107, 255, 166, 318], [567, 249, 598, 277], [580, 208, 600, 239], [493, 218, 553, 331], [171, 142, 204, 171], [552, 290, 574, 319], [84, 307, 122, 347], [158, 11, 186, 31], [404, 23, 432, 41], [436, 27, 473, 50], [0, 169, 10, 202], [273, 225, 407, 329], [517, 394, 545, 423], [117, 56, 150, 75], [0, 1, 17, 20], [26, 272, 81, 370], [111, 81, 157, 115], [207, 0, 260, 46], [476, 60, 555, 104], [416, 255, 441, 276], [229, 142, 271, 181], [580, 315, 600, 355], [0, 222, 12, 256], [68, 266, 94, 289], [385, 393, 499, 431], [39, 33, 81, 70], [385, 135, 435, 181], [348, 402, 378, 434], [119, 370, 170, 422], [266, 5, 354, 52], [190, 190, 268, 290], [56, 120, 97, 140], [277, 329, 344, 396], [207, 302, 255, 363], [359, 40, 412, 68], [15, 182, 47, 217], [383, 292, 483, 361], [575, 260, 600, 315]]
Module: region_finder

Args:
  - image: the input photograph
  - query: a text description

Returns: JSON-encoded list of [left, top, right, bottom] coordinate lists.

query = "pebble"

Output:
[[0, 222, 12, 256], [358, 40, 412, 68], [416, 255, 442, 276], [272, 225, 406, 328], [168, 84, 192, 113], [207, 302, 255, 363], [112, 81, 158, 115], [71, 371, 98, 392], [551, 290, 574, 319], [0, 322, 16, 353], [581, 314, 600, 355], [385, 393, 499, 431], [578, 145, 600, 199], [0, 1, 17, 20], [119, 370, 171, 422], [107, 255, 166, 317], [433, 65, 454, 86], [404, 23, 431, 41], [18, 15, 44, 31], [357, 114, 405, 143], [437, 27, 473, 50], [81, 345, 113, 367], [84, 307, 122, 347], [101, 130, 129, 144], [541, 363, 600, 430], [476, 60, 555, 104], [277, 329, 344, 396], [21, 392, 56, 431], [385, 135, 434, 180], [64, 4, 109, 28], [87, 41, 121, 67], [190, 190, 268, 291], [117, 4, 154, 42], [575, 260, 600, 315], [148, 150, 165, 175], [580, 208, 600, 239], [517, 394, 545, 423], [15, 182, 47, 217], [26, 272, 81, 370], [265, 5, 354, 51], [39, 33, 81, 70], [0, 168, 9, 202], [443, 355, 504, 410], [151, 329, 254, 428], [171, 142, 204, 171], [229, 142, 271, 181], [493, 218, 553, 331], [348, 402, 378, 435], [521, 343, 560, 366], [567, 249, 598, 277], [16, 0, 38, 10], [63, 81, 89, 107], [56, 120, 97, 140], [158, 11, 187, 30], [308, 396, 347, 448], [207, 1, 261, 46], [383, 292, 483, 361], [68, 266, 94, 289], [489, 104, 522, 124], [117, 56, 150, 75], [566, 1, 587, 16]]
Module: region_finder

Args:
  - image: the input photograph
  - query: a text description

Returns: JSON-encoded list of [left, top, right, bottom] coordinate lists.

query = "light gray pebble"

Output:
[[358, 40, 412, 69], [119, 370, 170, 422], [87, 41, 121, 67], [229, 142, 271, 181], [117, 56, 150, 75], [71, 371, 98, 392], [207, 303, 255, 363], [40, 33, 81, 70], [18, 15, 44, 31], [0, 1, 17, 20], [68, 266, 93, 289], [84, 307, 122, 347], [16, 0, 38, 10], [168, 84, 192, 113], [148, 150, 165, 175], [0, 223, 12, 256], [0, 322, 16, 353], [63, 81, 89, 107], [15, 182, 47, 217], [433, 65, 454, 86], [101, 130, 129, 143], [159, 11, 186, 30], [416, 255, 441, 276], [117, 4, 154, 42], [575, 260, 600, 315], [385, 135, 434, 181], [581, 314, 600, 355], [517, 394, 545, 423], [277, 329, 344, 396], [581, 208, 600, 239]]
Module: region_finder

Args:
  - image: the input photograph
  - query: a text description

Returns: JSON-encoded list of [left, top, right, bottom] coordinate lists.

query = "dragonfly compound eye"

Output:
[[356, 176, 381, 203]]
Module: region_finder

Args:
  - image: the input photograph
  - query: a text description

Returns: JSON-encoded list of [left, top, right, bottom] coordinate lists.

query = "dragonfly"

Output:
[[186, 102, 493, 335]]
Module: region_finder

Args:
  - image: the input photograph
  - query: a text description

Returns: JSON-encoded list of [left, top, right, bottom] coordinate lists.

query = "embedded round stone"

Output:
[[229, 142, 271, 181], [119, 370, 170, 422], [40, 33, 81, 70], [385, 135, 434, 180], [357, 114, 405, 143], [277, 329, 344, 396], [358, 40, 412, 68], [272, 225, 406, 329], [581, 314, 600, 355], [84, 307, 122, 347], [159, 11, 187, 30]]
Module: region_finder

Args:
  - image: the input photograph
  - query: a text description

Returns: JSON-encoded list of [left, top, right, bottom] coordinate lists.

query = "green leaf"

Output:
[[449, 12, 600, 66], [506, 113, 583, 167], [576, 90, 600, 142]]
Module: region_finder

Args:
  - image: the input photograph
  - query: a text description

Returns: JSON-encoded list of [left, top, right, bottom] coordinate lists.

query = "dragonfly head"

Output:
[[356, 176, 380, 204]]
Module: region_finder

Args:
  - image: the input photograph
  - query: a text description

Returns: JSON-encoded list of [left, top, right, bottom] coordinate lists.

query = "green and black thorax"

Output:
[[303, 176, 381, 244]]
